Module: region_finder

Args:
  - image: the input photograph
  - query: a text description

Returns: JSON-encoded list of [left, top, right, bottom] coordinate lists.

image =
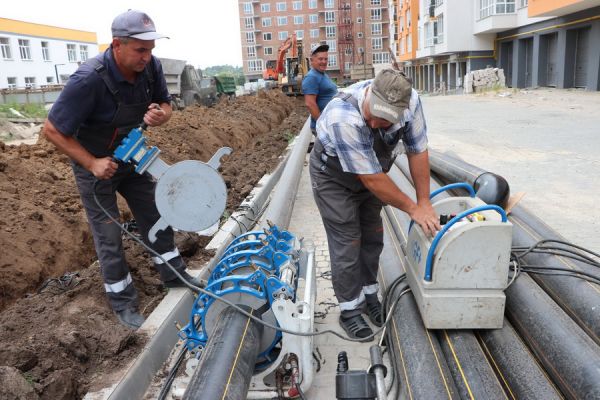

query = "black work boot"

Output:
[[115, 308, 145, 329], [365, 294, 384, 327], [163, 270, 202, 289], [339, 310, 373, 341]]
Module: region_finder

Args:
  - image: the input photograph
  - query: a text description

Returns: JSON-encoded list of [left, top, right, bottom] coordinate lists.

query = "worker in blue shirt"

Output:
[[302, 44, 338, 134], [310, 69, 440, 340], [43, 10, 200, 330]]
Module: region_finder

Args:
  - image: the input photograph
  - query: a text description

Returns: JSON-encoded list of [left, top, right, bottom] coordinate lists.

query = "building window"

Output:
[[310, 14, 319, 24], [425, 22, 434, 46], [324, 0, 335, 8], [309, 0, 318, 8], [407, 33, 412, 52], [7, 77, 17, 89], [371, 23, 382, 35], [262, 17, 272, 27], [247, 46, 256, 58], [357, 32, 364, 38], [435, 0, 443, 6], [243, 2, 253, 14], [435, 14, 444, 44], [345, 47, 353, 55], [261, 3, 271, 12], [345, 61, 352, 71], [400, 37, 405, 54], [279, 31, 289, 40], [310, 29, 319, 38], [519, 0, 528, 7], [357, 2, 362, 8], [248, 59, 264, 72], [66, 43, 77, 61], [325, 26, 336, 38], [296, 30, 304, 39], [18, 39, 32, 60], [277, 16, 288, 26], [246, 32, 256, 43], [294, 15, 304, 24], [80, 45, 88, 61], [264, 47, 273, 55], [480, 0, 515, 19], [293, 1, 303, 10], [372, 37, 383, 50], [41, 41, 50, 61], [326, 39, 336, 51], [370, 8, 382, 20], [407, 10, 411, 26], [46, 76, 54, 84], [328, 54, 337, 67], [357, 17, 363, 23], [371, 0, 381, 4], [372, 52, 390, 64], [325, 11, 335, 23], [1, 37, 12, 60], [276, 2, 287, 11], [24, 76, 36, 89], [245, 17, 255, 29], [263, 32, 273, 40]]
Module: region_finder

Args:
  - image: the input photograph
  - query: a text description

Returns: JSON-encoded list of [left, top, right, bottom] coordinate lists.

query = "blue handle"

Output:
[[423, 204, 507, 282], [430, 183, 476, 200], [408, 182, 476, 233]]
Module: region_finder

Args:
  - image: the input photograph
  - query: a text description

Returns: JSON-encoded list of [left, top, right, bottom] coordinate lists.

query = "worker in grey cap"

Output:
[[43, 10, 201, 330], [309, 69, 440, 340], [302, 44, 338, 134]]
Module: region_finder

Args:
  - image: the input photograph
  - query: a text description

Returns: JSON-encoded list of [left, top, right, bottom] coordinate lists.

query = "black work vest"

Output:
[[75, 56, 154, 157], [310, 92, 407, 192]]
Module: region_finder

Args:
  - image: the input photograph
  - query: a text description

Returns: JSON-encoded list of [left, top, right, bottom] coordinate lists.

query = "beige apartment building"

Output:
[[237, 0, 393, 82]]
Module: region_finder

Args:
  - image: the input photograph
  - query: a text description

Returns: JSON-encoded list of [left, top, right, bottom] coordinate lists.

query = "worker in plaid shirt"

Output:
[[309, 69, 440, 340]]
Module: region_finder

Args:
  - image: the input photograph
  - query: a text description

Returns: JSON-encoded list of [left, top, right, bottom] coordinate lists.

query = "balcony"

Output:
[[474, 13, 518, 34], [529, 0, 600, 17]]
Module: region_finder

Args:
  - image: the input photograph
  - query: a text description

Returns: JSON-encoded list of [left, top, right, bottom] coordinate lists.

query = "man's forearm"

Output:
[[43, 119, 96, 170], [304, 95, 321, 120], [407, 150, 431, 203], [358, 173, 417, 214]]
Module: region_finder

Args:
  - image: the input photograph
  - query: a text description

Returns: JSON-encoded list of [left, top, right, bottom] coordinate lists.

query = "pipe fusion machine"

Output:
[[406, 183, 513, 329]]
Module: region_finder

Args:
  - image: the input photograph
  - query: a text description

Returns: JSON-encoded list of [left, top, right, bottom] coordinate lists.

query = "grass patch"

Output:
[[0, 102, 48, 119], [283, 130, 295, 144]]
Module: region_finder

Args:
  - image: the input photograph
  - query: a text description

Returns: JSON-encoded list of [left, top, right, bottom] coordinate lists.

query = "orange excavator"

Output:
[[262, 34, 307, 96], [262, 35, 294, 81]]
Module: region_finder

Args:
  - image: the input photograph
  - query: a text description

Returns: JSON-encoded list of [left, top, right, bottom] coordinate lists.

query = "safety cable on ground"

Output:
[[93, 179, 411, 343]]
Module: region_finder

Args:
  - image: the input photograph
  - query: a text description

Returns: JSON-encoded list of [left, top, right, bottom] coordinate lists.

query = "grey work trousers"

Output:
[[72, 162, 185, 311], [309, 162, 384, 317]]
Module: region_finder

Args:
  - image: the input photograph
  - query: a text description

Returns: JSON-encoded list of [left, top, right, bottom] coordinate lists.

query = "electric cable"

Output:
[[93, 178, 411, 343]]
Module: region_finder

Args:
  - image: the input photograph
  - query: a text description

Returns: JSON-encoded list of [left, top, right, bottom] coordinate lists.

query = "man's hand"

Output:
[[409, 202, 440, 237], [143, 103, 170, 127], [90, 157, 118, 180]]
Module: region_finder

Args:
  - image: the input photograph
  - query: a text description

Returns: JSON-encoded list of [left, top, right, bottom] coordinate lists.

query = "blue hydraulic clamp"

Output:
[[114, 126, 232, 242]]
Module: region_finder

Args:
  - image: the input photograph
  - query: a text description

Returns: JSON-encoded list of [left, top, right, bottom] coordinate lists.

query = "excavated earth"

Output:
[[0, 90, 307, 400]]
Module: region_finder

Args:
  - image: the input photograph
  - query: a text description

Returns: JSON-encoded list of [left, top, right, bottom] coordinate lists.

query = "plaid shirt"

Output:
[[315, 79, 428, 174]]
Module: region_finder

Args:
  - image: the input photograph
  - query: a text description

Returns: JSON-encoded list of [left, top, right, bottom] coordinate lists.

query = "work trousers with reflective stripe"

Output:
[[73, 162, 185, 311], [310, 163, 384, 317]]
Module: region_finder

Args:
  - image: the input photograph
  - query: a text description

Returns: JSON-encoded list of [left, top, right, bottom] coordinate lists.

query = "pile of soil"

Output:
[[0, 90, 307, 399]]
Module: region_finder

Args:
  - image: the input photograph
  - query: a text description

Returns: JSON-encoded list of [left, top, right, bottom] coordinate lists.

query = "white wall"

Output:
[[0, 33, 99, 89]]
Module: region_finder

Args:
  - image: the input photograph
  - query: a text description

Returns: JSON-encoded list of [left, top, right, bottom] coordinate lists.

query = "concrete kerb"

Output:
[[83, 119, 310, 400]]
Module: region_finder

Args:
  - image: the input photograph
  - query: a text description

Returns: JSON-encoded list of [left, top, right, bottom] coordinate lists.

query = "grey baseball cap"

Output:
[[369, 68, 412, 124], [111, 10, 169, 40], [311, 44, 329, 56]]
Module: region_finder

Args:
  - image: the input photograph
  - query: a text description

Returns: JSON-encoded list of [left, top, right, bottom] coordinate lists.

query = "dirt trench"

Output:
[[0, 90, 307, 399]]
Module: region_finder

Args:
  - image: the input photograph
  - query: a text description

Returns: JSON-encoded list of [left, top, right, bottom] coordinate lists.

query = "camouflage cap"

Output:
[[368, 68, 412, 124]]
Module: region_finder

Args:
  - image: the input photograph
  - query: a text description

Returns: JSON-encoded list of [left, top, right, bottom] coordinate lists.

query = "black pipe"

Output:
[[509, 206, 600, 346], [476, 321, 562, 399], [427, 150, 510, 207], [379, 215, 460, 399], [183, 306, 263, 400]]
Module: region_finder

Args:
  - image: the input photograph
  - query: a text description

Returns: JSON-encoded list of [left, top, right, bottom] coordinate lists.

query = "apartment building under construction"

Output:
[[237, 0, 395, 82]]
